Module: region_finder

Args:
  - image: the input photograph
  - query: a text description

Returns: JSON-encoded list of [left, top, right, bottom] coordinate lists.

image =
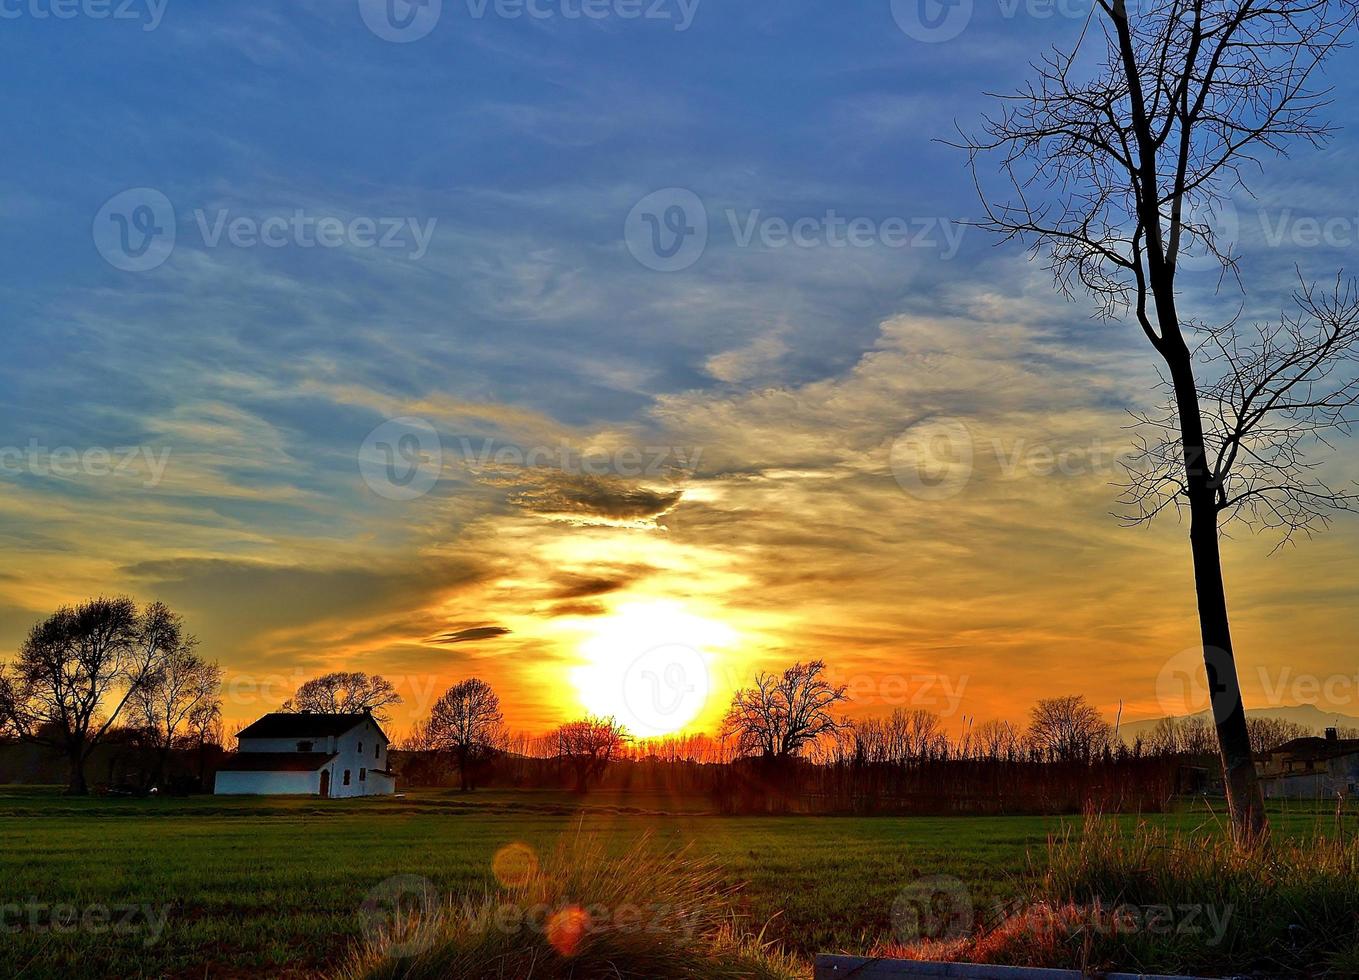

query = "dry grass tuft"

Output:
[[337, 834, 803, 980]]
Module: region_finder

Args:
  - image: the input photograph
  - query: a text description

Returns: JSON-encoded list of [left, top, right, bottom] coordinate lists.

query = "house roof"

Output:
[[236, 711, 388, 741], [217, 752, 337, 773], [1270, 736, 1359, 762]]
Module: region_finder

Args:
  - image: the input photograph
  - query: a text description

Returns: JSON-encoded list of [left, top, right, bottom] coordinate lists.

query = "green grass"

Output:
[[0, 786, 1345, 978]]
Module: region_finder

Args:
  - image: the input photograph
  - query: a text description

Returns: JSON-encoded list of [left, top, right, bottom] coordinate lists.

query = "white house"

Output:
[[214, 710, 396, 797]]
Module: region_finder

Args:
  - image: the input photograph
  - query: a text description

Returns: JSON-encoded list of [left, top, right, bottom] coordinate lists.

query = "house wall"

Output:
[[214, 770, 320, 795], [321, 717, 393, 798]]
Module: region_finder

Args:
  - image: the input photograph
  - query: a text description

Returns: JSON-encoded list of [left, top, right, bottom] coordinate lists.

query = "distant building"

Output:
[[1258, 728, 1359, 799], [214, 711, 395, 797]]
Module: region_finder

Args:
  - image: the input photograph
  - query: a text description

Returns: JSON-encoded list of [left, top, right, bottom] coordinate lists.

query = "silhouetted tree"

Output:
[[283, 671, 402, 722], [959, 0, 1359, 842], [0, 598, 186, 794], [722, 660, 851, 760], [1027, 696, 1112, 762], [553, 716, 629, 794], [425, 678, 505, 791]]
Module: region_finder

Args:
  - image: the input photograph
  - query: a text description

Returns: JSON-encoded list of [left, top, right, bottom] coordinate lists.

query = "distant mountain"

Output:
[[1119, 704, 1359, 741]]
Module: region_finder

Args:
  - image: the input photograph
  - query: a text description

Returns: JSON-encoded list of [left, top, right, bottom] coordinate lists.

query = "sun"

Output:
[[567, 600, 737, 738]]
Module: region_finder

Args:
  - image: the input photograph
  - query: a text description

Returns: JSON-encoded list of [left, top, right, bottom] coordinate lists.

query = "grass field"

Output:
[[0, 787, 1343, 978]]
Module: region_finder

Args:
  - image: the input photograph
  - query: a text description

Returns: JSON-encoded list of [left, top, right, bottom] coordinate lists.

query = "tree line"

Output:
[[3, 599, 1341, 802]]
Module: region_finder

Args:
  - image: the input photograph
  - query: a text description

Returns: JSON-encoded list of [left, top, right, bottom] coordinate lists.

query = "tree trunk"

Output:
[[1188, 500, 1269, 843], [67, 746, 89, 795], [1165, 342, 1269, 845]]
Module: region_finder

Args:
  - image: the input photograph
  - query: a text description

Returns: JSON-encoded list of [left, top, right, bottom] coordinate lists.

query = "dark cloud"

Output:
[[548, 568, 649, 600], [434, 625, 512, 644], [507, 472, 682, 522], [547, 601, 608, 618]]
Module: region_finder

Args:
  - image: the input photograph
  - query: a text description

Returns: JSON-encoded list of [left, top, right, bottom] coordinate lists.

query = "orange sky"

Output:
[[4, 288, 1357, 741]]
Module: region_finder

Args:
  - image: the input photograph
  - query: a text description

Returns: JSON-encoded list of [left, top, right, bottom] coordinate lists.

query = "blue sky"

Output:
[[2, 0, 1358, 734]]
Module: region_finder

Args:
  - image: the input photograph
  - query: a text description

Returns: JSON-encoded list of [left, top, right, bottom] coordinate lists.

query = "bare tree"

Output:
[[0, 598, 185, 794], [425, 678, 505, 791], [1246, 715, 1313, 754], [130, 641, 222, 789], [722, 660, 851, 760], [958, 0, 1359, 842], [1145, 713, 1219, 756], [553, 715, 629, 794], [972, 718, 1023, 761], [1027, 695, 1112, 762], [856, 708, 948, 764], [283, 671, 402, 722]]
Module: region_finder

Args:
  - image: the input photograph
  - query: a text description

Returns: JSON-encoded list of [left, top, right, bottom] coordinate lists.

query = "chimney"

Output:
[[1325, 727, 1338, 742]]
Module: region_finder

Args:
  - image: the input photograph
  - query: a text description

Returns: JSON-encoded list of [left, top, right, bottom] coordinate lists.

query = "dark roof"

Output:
[[218, 752, 337, 772], [236, 712, 387, 741], [1271, 736, 1359, 761]]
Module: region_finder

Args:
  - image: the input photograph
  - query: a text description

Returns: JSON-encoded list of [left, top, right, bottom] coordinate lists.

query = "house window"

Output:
[[358, 741, 363, 754], [360, 768, 366, 781], [297, 741, 313, 752], [343, 769, 351, 786], [375, 744, 380, 760]]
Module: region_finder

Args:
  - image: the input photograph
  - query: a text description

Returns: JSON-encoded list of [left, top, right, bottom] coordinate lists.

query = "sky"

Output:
[[2, 0, 1358, 740]]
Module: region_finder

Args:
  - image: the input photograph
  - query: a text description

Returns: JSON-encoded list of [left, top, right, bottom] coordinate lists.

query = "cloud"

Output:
[[434, 625, 512, 644], [505, 471, 683, 524]]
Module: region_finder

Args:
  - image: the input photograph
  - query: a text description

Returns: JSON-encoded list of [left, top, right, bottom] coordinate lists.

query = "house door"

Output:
[[319, 770, 330, 798]]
